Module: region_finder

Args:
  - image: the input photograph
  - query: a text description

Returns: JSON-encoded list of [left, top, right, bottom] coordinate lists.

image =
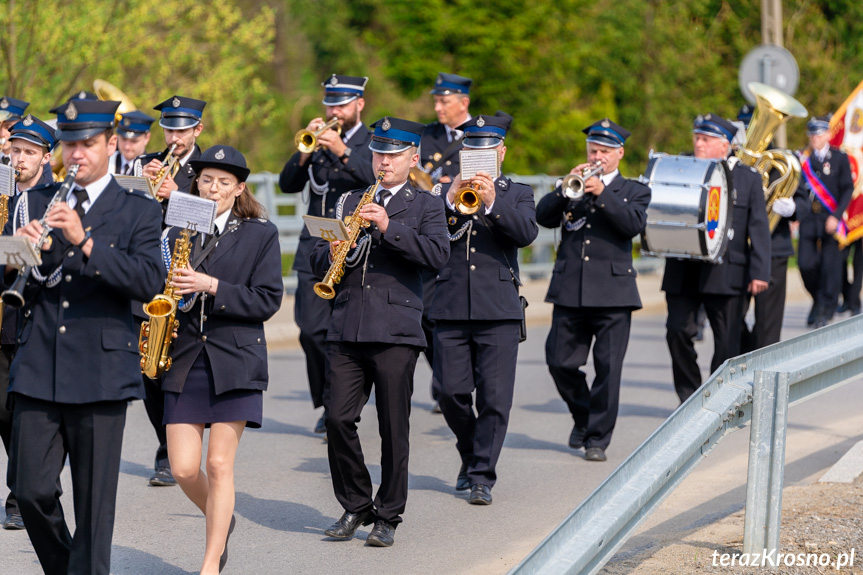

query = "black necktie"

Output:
[[73, 188, 88, 219], [377, 189, 391, 206], [122, 162, 132, 175]]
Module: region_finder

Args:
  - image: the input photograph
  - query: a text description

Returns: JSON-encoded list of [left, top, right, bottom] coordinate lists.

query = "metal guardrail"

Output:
[[510, 314, 863, 575], [245, 172, 566, 286]]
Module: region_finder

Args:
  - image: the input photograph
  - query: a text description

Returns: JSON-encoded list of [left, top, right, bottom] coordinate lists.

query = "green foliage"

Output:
[[4, 0, 863, 176]]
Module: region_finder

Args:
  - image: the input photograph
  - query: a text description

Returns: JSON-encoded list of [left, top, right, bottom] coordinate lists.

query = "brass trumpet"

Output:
[[561, 162, 604, 200], [295, 117, 342, 154], [454, 183, 482, 215], [148, 144, 179, 202]]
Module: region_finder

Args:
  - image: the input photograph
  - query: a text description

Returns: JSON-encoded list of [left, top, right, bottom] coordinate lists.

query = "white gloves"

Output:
[[772, 197, 796, 218]]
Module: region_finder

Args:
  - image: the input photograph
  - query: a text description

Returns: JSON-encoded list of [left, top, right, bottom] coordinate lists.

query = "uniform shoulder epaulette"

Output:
[[242, 217, 270, 226], [25, 182, 57, 195]]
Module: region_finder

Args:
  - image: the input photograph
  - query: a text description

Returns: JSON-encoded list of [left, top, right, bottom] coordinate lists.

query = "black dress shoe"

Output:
[[366, 520, 396, 547], [807, 305, 817, 327], [3, 512, 24, 530], [455, 463, 470, 491], [313, 415, 327, 435], [584, 447, 607, 462], [149, 467, 177, 487], [324, 509, 374, 539], [468, 484, 492, 505], [568, 425, 586, 449], [219, 514, 236, 572]]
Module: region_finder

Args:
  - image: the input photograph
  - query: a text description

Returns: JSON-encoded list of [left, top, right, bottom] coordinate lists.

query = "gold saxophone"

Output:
[[313, 171, 385, 299], [139, 228, 192, 378], [736, 82, 808, 232]]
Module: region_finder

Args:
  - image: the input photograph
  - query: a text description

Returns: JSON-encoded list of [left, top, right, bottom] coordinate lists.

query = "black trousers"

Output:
[[545, 306, 632, 450], [7, 395, 127, 575], [741, 257, 788, 352], [324, 342, 418, 525], [296, 271, 334, 408], [421, 270, 438, 400], [0, 345, 17, 515], [434, 320, 520, 488], [666, 293, 742, 403], [799, 231, 842, 319], [841, 238, 863, 311]]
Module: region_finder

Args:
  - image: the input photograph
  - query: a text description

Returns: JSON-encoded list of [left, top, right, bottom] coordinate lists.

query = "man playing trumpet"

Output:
[[280, 75, 374, 435], [537, 119, 650, 462]]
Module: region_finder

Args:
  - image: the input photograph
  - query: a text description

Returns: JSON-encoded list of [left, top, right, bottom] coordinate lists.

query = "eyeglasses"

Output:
[[198, 176, 237, 192]]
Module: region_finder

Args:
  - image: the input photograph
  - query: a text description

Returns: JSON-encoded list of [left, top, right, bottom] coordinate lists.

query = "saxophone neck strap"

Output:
[[190, 220, 242, 270]]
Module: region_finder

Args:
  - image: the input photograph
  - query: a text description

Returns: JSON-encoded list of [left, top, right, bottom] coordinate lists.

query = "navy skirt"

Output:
[[164, 350, 262, 428]]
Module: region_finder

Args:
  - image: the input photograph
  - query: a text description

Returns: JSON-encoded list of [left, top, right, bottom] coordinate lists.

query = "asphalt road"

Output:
[[1, 285, 860, 574]]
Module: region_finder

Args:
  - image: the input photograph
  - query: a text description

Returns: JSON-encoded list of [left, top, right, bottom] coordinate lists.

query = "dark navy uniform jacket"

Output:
[[136, 145, 202, 194], [419, 122, 461, 182], [310, 183, 450, 347], [662, 160, 771, 296], [161, 217, 283, 395], [537, 174, 650, 309], [280, 124, 374, 274], [794, 147, 854, 239], [6, 178, 164, 403], [1, 166, 56, 346], [429, 177, 537, 321]]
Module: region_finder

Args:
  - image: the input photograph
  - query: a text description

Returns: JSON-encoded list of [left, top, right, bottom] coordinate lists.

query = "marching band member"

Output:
[[0, 96, 29, 164], [737, 105, 797, 351], [0, 114, 57, 531], [429, 113, 537, 503], [279, 74, 374, 435], [663, 114, 770, 402], [162, 145, 283, 574], [134, 95, 206, 488], [312, 117, 449, 547], [139, 95, 207, 199], [109, 111, 155, 175], [5, 98, 164, 575], [795, 114, 854, 328], [419, 72, 473, 411], [537, 119, 650, 462]]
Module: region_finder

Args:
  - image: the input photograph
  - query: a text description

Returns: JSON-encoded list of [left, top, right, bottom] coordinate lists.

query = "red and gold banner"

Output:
[[829, 80, 863, 246]]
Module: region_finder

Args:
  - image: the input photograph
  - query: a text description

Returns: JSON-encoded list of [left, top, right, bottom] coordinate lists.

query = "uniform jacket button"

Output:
[[67, 251, 74, 258], [109, 243, 115, 248], [470, 247, 476, 253], [472, 230, 477, 236], [95, 271, 101, 277], [495, 214, 500, 219], [65, 274, 72, 282], [394, 235, 400, 241], [220, 305, 226, 311], [201, 335, 207, 342], [58, 326, 66, 334], [470, 265, 476, 271], [62, 301, 69, 309], [585, 240, 591, 245], [584, 256, 590, 261], [257, 338, 261, 343], [586, 224, 591, 229]]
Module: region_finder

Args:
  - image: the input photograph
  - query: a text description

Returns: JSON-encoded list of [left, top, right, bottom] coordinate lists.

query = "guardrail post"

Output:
[[743, 370, 790, 562]]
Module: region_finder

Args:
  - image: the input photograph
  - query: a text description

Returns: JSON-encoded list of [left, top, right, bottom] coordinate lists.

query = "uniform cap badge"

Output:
[[66, 102, 78, 121], [0, 98, 7, 109], [601, 119, 610, 128], [123, 118, 131, 127], [78, 91, 86, 99], [329, 75, 338, 86], [436, 75, 443, 85], [172, 97, 181, 108], [382, 117, 391, 131], [705, 113, 713, 120], [215, 148, 225, 160], [476, 116, 485, 128], [23, 114, 34, 126]]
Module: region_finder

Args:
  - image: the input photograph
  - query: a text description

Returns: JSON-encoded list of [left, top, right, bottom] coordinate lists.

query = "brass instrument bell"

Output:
[[295, 117, 342, 154], [561, 162, 604, 200]]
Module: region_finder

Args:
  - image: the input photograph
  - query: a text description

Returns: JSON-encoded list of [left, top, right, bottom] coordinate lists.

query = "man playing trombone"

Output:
[[537, 119, 650, 462], [280, 74, 374, 435], [428, 113, 537, 504]]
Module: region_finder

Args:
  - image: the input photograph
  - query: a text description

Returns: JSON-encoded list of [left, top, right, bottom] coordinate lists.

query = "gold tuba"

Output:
[[93, 79, 137, 115], [139, 228, 193, 379], [314, 171, 385, 299], [295, 117, 342, 154], [736, 82, 808, 232]]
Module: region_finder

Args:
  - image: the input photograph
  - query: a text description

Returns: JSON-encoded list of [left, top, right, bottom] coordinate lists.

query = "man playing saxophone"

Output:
[[4, 98, 164, 575], [311, 117, 449, 547]]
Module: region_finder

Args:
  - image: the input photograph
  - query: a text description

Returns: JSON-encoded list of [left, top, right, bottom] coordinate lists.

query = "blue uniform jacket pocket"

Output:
[[387, 288, 422, 337]]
